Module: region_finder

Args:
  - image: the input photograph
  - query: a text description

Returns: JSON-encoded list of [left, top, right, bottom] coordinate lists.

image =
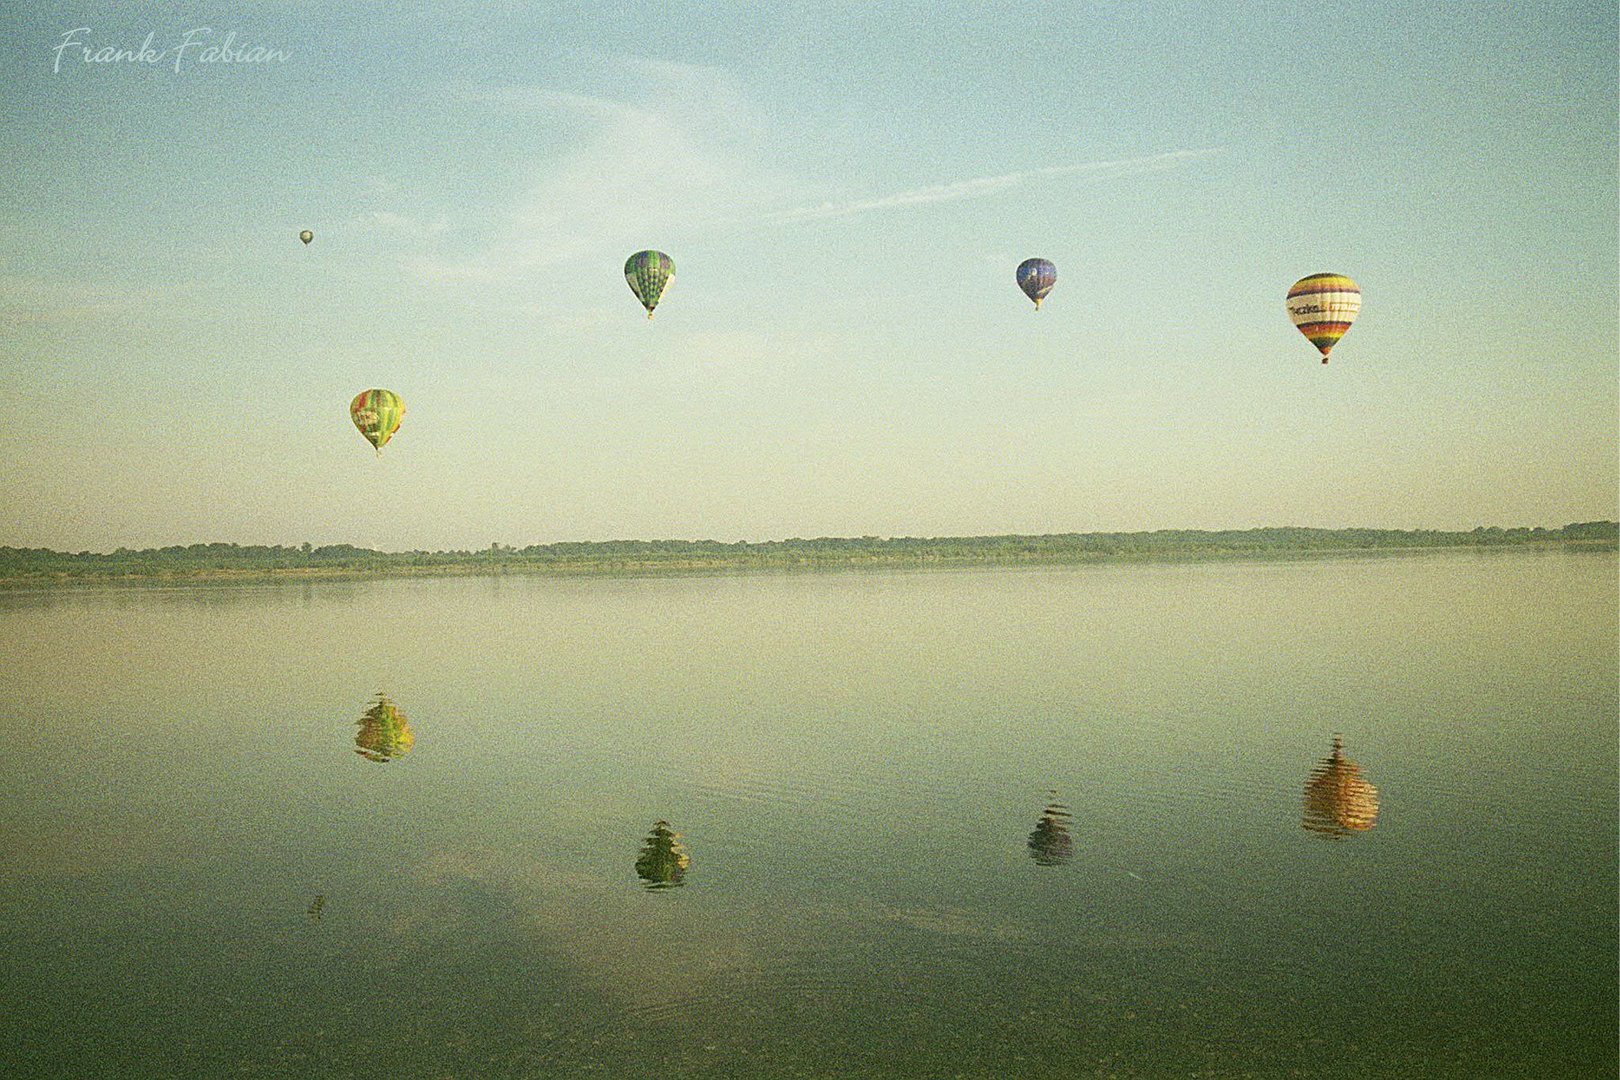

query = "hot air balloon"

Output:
[[349, 389, 404, 455], [625, 250, 674, 318], [635, 820, 690, 888], [1286, 273, 1360, 363], [299, 230, 313, 245], [354, 693, 415, 763], [1016, 258, 1057, 310], [1302, 735, 1379, 838]]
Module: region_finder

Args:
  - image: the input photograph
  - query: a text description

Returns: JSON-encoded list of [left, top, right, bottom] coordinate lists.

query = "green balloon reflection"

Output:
[[354, 693, 415, 763], [635, 820, 690, 889]]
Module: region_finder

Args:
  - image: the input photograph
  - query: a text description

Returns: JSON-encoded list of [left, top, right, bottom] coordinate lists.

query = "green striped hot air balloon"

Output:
[[350, 389, 405, 455], [625, 250, 674, 319]]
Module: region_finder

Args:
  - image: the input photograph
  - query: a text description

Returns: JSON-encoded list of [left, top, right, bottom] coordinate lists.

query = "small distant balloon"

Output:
[[1016, 258, 1057, 310], [299, 230, 313, 245], [350, 389, 405, 454], [625, 250, 674, 319], [1286, 273, 1360, 363]]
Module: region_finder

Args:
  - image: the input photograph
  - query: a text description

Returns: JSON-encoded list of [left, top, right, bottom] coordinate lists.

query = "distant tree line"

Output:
[[0, 523, 1613, 583]]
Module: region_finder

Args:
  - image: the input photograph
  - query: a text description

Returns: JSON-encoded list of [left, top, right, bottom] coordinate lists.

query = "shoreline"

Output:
[[1, 538, 1612, 590]]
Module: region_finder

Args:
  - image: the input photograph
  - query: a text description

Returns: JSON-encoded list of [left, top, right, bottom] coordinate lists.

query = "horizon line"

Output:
[[6, 520, 1615, 556]]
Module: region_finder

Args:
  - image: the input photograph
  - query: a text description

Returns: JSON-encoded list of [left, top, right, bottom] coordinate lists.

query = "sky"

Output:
[[1, 1, 1615, 551]]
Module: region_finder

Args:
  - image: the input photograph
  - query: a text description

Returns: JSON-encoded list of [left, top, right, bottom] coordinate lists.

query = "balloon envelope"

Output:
[[625, 250, 674, 318], [1016, 258, 1057, 309], [1286, 273, 1360, 362], [299, 230, 313, 245], [350, 389, 405, 452]]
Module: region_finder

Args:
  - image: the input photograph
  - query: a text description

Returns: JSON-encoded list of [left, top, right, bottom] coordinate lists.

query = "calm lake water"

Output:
[[2, 552, 1615, 1078]]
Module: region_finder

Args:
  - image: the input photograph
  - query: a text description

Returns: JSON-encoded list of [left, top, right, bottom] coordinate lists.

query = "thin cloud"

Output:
[[363, 210, 451, 240], [411, 71, 787, 285], [452, 85, 656, 125], [410, 74, 1214, 289], [0, 274, 180, 327], [771, 149, 1219, 224]]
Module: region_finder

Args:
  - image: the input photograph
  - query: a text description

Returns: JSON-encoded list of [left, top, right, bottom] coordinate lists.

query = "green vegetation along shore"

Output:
[[1, 524, 1613, 587]]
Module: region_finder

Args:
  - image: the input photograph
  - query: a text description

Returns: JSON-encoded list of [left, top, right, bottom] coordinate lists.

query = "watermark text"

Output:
[[52, 27, 291, 74]]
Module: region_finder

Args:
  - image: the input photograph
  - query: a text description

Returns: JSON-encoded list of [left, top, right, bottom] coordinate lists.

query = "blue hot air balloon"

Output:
[[1016, 258, 1057, 310]]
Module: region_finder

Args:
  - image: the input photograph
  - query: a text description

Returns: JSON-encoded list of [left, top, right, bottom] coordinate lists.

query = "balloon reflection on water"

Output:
[[1302, 735, 1379, 838], [354, 693, 415, 763], [636, 820, 690, 889], [1027, 795, 1074, 866]]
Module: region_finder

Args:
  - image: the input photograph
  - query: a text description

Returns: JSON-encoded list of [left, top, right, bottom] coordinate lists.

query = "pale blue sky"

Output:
[[1, 1, 1615, 549]]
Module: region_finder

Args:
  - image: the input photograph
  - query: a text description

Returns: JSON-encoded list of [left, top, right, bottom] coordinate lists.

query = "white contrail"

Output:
[[770, 149, 1218, 223]]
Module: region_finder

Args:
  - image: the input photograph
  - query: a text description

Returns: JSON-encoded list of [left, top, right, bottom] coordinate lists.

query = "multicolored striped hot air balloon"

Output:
[[1016, 258, 1057, 310], [349, 389, 405, 455], [625, 250, 674, 318], [1286, 273, 1361, 363]]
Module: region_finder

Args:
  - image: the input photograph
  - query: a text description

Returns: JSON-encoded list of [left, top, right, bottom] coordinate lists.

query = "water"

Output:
[[1, 551, 1614, 1078]]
